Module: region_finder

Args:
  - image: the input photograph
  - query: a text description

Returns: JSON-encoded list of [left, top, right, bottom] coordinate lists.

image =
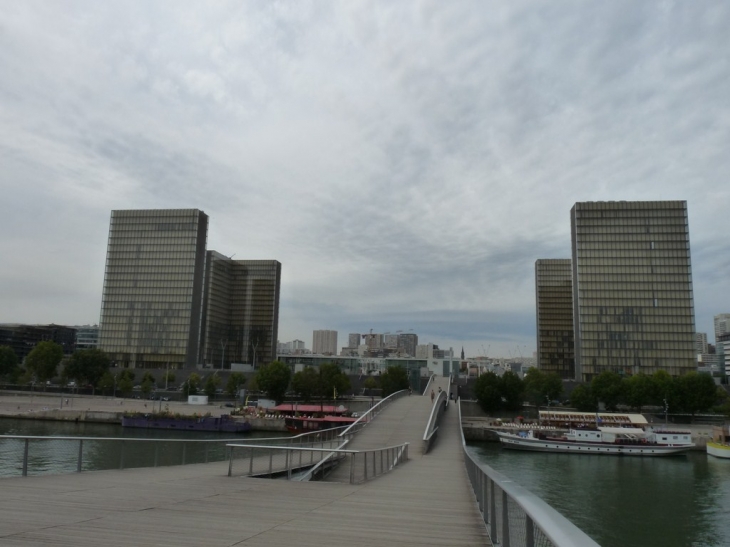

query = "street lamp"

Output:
[[220, 340, 228, 370]]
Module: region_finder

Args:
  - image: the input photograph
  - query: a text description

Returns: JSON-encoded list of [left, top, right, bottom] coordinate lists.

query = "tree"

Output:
[[318, 362, 351, 399], [291, 367, 319, 402], [63, 349, 111, 394], [0, 345, 20, 379], [474, 372, 502, 413], [500, 371, 525, 411], [226, 372, 247, 398], [523, 369, 563, 407], [623, 373, 654, 411], [570, 384, 598, 412], [141, 375, 154, 397], [591, 371, 624, 411], [204, 373, 222, 398], [363, 377, 378, 391], [117, 374, 134, 397], [182, 373, 201, 397], [97, 371, 115, 395], [25, 341, 63, 386], [379, 365, 409, 397], [255, 361, 291, 403], [675, 372, 718, 416], [162, 370, 176, 388]]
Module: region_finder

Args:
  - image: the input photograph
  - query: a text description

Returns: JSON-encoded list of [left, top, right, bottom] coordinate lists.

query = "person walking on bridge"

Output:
[[430, 389, 435, 403]]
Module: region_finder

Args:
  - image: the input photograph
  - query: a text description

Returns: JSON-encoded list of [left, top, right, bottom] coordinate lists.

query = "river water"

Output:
[[468, 441, 730, 547]]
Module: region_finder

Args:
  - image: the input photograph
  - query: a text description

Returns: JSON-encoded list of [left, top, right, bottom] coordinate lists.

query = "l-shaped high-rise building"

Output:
[[98, 209, 280, 369]]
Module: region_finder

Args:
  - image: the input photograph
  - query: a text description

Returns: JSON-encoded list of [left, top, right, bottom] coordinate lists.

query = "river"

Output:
[[468, 441, 730, 547]]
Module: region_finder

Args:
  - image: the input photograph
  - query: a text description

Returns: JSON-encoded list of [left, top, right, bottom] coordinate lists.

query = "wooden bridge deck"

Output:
[[0, 380, 490, 546]]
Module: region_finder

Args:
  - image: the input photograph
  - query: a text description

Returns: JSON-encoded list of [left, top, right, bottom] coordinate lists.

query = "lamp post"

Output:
[[220, 340, 228, 370]]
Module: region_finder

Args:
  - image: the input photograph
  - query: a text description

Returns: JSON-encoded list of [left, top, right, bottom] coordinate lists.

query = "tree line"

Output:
[[474, 367, 727, 416]]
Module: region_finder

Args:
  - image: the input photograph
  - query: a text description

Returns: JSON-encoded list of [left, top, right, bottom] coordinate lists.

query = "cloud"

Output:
[[1, 1, 729, 356]]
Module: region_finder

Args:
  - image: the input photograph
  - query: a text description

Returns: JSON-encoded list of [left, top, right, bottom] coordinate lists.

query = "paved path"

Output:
[[0, 378, 491, 546]]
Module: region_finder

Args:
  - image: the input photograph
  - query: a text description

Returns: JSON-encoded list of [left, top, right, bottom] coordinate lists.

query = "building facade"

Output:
[[312, 330, 338, 355], [715, 314, 730, 343], [695, 332, 709, 355], [535, 259, 575, 379], [199, 254, 281, 368], [0, 324, 77, 361], [98, 209, 209, 369], [74, 325, 100, 350], [398, 333, 418, 357], [570, 201, 696, 381]]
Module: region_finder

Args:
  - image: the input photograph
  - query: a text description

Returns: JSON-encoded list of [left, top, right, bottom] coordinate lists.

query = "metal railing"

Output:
[[338, 388, 407, 438], [227, 441, 409, 484], [458, 400, 601, 547], [0, 435, 238, 477], [423, 389, 448, 454]]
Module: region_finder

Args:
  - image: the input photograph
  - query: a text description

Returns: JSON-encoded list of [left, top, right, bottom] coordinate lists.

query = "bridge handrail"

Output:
[[457, 399, 601, 547], [422, 389, 448, 454], [338, 388, 407, 438]]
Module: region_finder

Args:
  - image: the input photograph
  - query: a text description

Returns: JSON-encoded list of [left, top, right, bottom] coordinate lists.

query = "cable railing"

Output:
[[458, 400, 601, 547], [423, 389, 447, 454]]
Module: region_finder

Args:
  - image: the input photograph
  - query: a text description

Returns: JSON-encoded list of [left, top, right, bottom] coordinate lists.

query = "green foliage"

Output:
[[379, 365, 409, 396], [25, 341, 64, 384], [0, 345, 20, 379], [623, 373, 654, 411], [500, 371, 525, 410], [204, 374, 222, 398], [318, 363, 351, 399], [674, 372, 718, 416], [118, 369, 136, 382], [97, 371, 115, 395], [141, 378, 154, 396], [570, 384, 598, 412], [117, 375, 134, 396], [226, 372, 247, 398], [363, 376, 378, 390], [591, 371, 624, 411], [162, 370, 176, 385], [63, 349, 111, 389], [474, 372, 502, 413], [291, 367, 319, 402], [255, 361, 291, 403], [651, 370, 676, 408], [182, 373, 201, 397], [523, 369, 563, 406]]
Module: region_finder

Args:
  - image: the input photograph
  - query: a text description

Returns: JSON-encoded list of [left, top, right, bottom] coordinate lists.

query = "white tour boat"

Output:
[[497, 426, 694, 456]]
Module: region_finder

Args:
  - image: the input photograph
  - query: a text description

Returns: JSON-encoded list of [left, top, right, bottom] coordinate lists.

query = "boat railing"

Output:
[[458, 401, 601, 547], [227, 441, 409, 484], [0, 434, 244, 478]]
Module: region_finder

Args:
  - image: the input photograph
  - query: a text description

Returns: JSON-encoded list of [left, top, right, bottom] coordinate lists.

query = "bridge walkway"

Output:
[[0, 378, 490, 546]]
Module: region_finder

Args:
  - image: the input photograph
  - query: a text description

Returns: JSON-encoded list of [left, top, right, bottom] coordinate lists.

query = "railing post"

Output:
[[182, 443, 186, 465], [525, 514, 535, 547], [286, 449, 291, 480], [363, 452, 368, 481], [268, 449, 273, 477], [77, 440, 83, 473], [249, 447, 254, 475], [502, 489, 510, 547], [204, 443, 209, 463], [349, 454, 355, 484], [372, 450, 376, 477], [154, 444, 159, 468], [22, 438, 29, 477], [380, 449, 383, 475], [119, 442, 124, 470], [228, 446, 234, 477], [490, 480, 497, 540]]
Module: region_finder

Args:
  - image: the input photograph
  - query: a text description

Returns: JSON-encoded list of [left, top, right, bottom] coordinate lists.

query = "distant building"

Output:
[[313, 330, 338, 355], [348, 333, 361, 348], [695, 333, 709, 355], [717, 333, 730, 377], [98, 209, 208, 369], [0, 324, 77, 361], [571, 201, 696, 380], [74, 325, 99, 350], [535, 259, 575, 379], [398, 333, 418, 357], [715, 314, 730, 343]]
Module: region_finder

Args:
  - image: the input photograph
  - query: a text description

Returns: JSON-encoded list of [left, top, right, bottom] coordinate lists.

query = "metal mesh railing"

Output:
[[458, 401, 601, 547], [0, 435, 236, 477], [227, 441, 408, 483]]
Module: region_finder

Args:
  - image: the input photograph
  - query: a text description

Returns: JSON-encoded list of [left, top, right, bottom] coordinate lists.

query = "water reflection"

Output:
[[468, 442, 730, 547]]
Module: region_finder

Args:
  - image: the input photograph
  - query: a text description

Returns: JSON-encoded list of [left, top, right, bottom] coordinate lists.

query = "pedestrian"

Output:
[[408, 386, 412, 396], [430, 389, 435, 402]]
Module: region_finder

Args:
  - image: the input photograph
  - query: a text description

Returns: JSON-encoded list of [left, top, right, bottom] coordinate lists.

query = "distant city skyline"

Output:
[[1, 3, 729, 360]]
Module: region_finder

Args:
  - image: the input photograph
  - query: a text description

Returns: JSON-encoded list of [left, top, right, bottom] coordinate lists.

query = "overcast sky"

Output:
[[1, 1, 729, 358]]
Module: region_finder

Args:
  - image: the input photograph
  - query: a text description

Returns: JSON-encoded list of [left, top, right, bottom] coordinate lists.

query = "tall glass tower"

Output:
[[535, 259, 575, 379], [570, 201, 695, 381], [98, 209, 208, 369]]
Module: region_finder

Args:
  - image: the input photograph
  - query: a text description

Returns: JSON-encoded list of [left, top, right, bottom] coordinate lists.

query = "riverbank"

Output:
[[0, 393, 287, 432]]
